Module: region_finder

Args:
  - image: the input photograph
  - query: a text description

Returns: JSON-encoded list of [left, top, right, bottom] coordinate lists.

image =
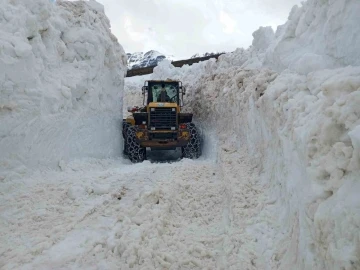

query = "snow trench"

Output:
[[1, 0, 360, 269], [122, 57, 360, 269], [137, 1, 360, 267]]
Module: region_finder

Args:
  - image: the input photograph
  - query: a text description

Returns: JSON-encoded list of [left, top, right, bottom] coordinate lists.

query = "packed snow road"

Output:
[[0, 146, 272, 269]]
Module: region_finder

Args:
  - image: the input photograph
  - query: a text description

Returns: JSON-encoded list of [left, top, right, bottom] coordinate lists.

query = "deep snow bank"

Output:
[[203, 0, 360, 74], [0, 0, 127, 178], [263, 0, 360, 73], [148, 53, 360, 270], [122, 0, 360, 268]]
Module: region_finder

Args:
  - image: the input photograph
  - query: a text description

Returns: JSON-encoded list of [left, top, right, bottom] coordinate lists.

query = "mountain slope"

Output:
[[127, 50, 173, 69]]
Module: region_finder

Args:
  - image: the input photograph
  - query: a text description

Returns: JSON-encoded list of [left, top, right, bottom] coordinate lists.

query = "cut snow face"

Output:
[[0, 0, 127, 178], [263, 0, 360, 73]]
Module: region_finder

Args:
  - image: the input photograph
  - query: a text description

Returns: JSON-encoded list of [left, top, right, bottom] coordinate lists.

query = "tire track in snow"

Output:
[[216, 145, 270, 270], [1, 150, 273, 269], [103, 160, 227, 269]]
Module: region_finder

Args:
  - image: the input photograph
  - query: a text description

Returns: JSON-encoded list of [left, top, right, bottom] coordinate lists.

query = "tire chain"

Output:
[[123, 121, 200, 161], [122, 121, 131, 139], [182, 123, 201, 159], [122, 121, 131, 155], [125, 126, 146, 163]]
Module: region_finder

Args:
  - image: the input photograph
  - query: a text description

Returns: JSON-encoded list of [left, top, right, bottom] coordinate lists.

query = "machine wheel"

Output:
[[125, 126, 146, 163], [122, 120, 131, 139], [122, 121, 131, 155], [181, 123, 201, 159]]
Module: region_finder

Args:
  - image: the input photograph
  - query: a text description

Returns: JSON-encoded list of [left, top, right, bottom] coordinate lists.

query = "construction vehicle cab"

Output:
[[123, 80, 201, 163]]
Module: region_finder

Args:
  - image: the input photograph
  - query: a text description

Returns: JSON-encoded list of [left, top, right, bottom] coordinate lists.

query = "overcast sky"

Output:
[[96, 0, 302, 59]]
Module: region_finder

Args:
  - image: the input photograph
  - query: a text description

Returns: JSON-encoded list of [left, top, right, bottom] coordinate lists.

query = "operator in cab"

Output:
[[157, 84, 171, 102]]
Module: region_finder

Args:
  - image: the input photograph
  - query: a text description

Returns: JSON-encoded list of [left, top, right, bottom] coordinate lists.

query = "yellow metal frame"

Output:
[[125, 115, 135, 126], [147, 102, 180, 112], [135, 129, 190, 147]]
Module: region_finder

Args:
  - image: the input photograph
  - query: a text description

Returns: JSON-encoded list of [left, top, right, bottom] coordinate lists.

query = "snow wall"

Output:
[[124, 0, 360, 268], [0, 0, 127, 178]]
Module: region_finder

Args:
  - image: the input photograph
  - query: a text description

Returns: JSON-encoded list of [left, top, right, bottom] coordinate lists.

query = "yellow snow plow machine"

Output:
[[122, 80, 201, 163]]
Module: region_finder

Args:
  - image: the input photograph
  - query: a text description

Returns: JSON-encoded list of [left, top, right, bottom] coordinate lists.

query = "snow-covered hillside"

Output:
[[191, 52, 218, 58], [127, 50, 173, 69], [0, 0, 127, 178]]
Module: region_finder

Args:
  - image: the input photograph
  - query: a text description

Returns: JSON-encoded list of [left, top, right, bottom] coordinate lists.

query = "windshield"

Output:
[[150, 83, 178, 103]]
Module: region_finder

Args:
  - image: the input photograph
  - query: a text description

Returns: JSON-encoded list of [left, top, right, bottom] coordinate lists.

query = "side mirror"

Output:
[[142, 86, 149, 93], [183, 87, 186, 95]]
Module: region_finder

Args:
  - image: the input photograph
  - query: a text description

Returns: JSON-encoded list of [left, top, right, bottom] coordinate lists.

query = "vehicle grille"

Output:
[[150, 133, 177, 140], [149, 107, 177, 130]]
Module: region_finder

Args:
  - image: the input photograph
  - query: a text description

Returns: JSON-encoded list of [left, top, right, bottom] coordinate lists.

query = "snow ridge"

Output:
[[263, 0, 360, 73], [0, 0, 127, 178]]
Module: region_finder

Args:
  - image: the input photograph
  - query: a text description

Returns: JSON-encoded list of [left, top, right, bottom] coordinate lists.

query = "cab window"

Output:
[[151, 84, 178, 103]]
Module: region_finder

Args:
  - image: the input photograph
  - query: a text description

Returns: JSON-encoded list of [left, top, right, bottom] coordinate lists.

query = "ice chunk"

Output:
[[92, 184, 111, 195]]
